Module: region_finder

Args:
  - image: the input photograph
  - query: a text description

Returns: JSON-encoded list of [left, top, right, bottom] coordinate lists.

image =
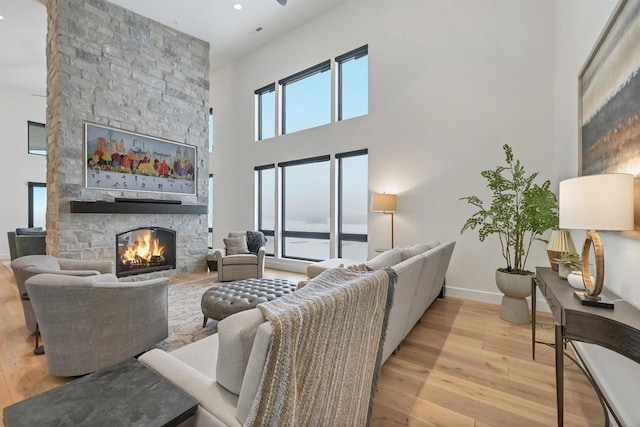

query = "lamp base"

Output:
[[573, 291, 614, 309]]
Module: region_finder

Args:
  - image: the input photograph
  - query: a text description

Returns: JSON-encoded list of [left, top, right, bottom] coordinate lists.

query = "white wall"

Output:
[[0, 89, 47, 259], [554, 2, 640, 425], [212, 0, 557, 294]]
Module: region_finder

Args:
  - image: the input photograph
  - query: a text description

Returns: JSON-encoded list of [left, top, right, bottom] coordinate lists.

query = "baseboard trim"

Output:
[[446, 286, 551, 313]]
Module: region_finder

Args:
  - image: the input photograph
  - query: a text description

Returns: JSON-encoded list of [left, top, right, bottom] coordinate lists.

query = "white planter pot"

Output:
[[495, 269, 534, 324]]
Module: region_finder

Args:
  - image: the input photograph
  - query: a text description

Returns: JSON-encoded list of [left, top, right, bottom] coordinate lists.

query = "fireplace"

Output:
[[116, 227, 176, 278]]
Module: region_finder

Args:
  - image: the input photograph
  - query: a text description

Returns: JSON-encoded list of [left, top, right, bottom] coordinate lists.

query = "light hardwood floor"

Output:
[[0, 264, 603, 426]]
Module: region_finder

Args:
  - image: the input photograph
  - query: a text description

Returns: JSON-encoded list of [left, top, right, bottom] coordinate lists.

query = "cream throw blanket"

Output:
[[246, 264, 396, 427]]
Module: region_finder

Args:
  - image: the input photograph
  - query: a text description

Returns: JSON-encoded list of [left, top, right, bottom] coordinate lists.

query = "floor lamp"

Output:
[[372, 193, 397, 249], [559, 174, 634, 308]]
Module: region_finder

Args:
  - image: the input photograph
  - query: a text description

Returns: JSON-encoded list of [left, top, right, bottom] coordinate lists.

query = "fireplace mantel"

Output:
[[70, 200, 207, 215]]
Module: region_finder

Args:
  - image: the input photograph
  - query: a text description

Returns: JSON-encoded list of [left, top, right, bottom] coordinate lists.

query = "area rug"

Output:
[[153, 277, 220, 352]]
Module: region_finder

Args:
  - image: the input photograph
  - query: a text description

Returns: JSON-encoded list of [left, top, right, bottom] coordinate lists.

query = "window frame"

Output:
[[28, 121, 46, 156], [255, 164, 276, 256], [278, 60, 331, 135], [255, 83, 276, 141], [336, 45, 368, 121], [28, 182, 47, 228], [336, 149, 368, 258], [208, 174, 214, 249], [279, 155, 331, 261]]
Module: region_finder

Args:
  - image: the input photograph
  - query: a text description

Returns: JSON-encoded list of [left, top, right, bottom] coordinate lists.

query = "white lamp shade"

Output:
[[546, 229, 577, 253], [371, 193, 397, 212], [559, 174, 634, 231]]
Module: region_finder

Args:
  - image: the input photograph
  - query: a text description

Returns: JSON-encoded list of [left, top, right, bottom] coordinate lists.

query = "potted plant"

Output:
[[460, 144, 559, 324], [553, 253, 581, 279]]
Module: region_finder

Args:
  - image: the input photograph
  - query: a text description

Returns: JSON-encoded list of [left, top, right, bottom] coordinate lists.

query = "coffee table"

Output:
[[3, 358, 197, 427]]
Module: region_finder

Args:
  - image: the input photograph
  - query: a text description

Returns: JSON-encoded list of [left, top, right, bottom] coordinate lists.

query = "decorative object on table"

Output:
[[371, 193, 397, 249], [460, 144, 559, 324], [553, 253, 581, 279], [567, 271, 596, 290], [546, 229, 577, 272], [84, 122, 196, 195], [579, 0, 640, 234], [559, 173, 634, 309]]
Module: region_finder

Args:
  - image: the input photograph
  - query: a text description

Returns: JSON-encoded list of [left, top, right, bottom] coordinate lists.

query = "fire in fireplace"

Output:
[[116, 227, 176, 277]]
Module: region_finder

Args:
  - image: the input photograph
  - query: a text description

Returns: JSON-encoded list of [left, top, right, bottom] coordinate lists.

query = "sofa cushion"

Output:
[[216, 308, 266, 395], [246, 231, 266, 254], [401, 242, 440, 261], [224, 236, 250, 255], [306, 258, 352, 279], [221, 254, 258, 266], [236, 321, 273, 425], [366, 248, 403, 270]]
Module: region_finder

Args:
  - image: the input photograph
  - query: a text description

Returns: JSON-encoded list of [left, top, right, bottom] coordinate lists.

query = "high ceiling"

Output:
[[0, 0, 345, 96]]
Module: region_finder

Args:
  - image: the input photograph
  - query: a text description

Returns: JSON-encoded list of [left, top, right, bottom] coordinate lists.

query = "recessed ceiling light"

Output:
[[0, 16, 5, 20], [233, 4, 242, 10]]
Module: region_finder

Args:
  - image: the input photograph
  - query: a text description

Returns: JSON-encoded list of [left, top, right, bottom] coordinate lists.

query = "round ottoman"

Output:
[[201, 278, 297, 326]]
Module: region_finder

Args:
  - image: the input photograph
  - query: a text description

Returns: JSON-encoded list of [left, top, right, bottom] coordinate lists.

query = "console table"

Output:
[[531, 267, 640, 426], [3, 359, 197, 427]]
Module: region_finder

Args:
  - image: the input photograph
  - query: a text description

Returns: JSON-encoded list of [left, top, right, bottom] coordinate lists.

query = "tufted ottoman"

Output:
[[201, 278, 297, 326]]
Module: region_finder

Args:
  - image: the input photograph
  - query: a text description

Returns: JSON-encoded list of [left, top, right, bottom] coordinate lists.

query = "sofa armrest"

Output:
[[58, 258, 114, 274], [140, 348, 241, 426]]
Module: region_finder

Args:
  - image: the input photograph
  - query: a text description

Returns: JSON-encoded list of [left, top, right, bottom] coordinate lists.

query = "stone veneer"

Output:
[[46, 0, 210, 276]]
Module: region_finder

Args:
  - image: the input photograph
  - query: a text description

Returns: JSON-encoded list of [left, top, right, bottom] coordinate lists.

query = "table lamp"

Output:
[[559, 174, 634, 308], [372, 193, 397, 249]]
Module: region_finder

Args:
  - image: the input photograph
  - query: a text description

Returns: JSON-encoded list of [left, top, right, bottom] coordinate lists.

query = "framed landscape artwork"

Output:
[[579, 0, 640, 233], [85, 123, 196, 195]]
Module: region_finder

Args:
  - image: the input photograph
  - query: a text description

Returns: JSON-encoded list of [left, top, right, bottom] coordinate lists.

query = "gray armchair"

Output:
[[7, 228, 47, 260], [10, 255, 114, 334], [214, 231, 266, 282], [26, 273, 169, 376]]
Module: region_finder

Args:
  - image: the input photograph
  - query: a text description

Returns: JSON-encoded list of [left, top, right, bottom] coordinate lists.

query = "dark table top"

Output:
[[3, 358, 197, 427]]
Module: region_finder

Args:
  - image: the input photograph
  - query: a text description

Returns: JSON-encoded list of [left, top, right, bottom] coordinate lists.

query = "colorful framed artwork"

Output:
[[85, 123, 196, 195], [579, 0, 640, 233]]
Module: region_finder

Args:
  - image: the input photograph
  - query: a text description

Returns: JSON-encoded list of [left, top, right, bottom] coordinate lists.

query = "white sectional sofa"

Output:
[[366, 241, 456, 362], [139, 241, 455, 426]]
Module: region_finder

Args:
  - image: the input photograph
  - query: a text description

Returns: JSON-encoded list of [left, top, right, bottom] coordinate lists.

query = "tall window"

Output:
[[28, 121, 46, 155], [28, 182, 47, 228], [255, 83, 275, 141], [256, 164, 275, 256], [280, 61, 331, 135], [337, 45, 368, 121], [337, 150, 368, 261], [208, 174, 214, 248], [280, 156, 330, 261]]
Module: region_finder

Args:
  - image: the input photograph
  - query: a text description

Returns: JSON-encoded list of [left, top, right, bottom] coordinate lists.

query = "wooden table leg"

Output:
[[531, 279, 536, 360], [555, 323, 564, 426]]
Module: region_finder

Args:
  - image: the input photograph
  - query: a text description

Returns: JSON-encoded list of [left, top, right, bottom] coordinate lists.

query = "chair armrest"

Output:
[[257, 247, 266, 277], [24, 266, 101, 277], [58, 258, 114, 274], [214, 248, 226, 260]]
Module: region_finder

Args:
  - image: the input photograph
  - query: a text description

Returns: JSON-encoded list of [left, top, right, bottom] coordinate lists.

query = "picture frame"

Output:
[[579, 0, 640, 234], [84, 123, 197, 195]]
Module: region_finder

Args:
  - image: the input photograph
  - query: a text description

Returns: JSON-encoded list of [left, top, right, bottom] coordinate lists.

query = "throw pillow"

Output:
[[401, 241, 440, 261], [224, 236, 250, 255], [366, 248, 403, 270], [246, 230, 267, 254]]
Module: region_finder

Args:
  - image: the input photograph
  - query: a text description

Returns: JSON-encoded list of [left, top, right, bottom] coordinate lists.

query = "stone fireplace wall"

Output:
[[46, 0, 210, 275]]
